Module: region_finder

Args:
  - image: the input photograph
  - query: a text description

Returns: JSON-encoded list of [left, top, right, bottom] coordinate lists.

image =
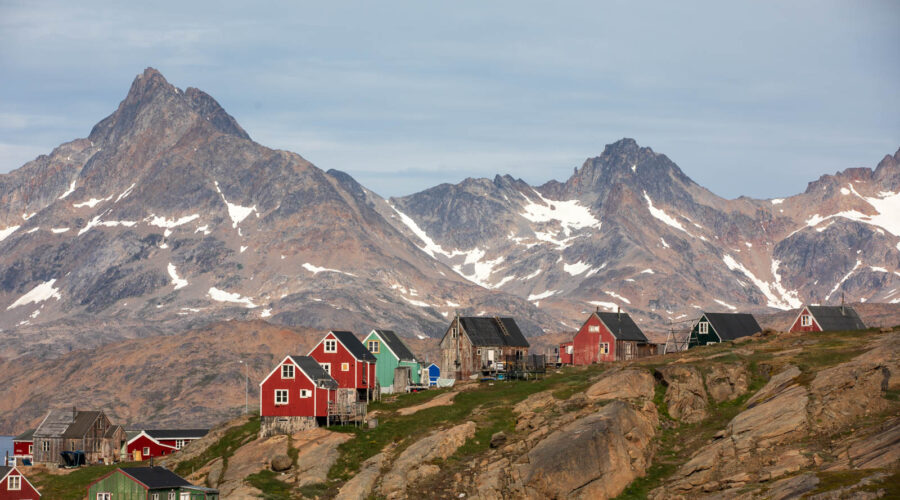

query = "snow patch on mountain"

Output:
[[519, 189, 601, 235], [7, 279, 62, 309], [589, 300, 618, 311], [78, 216, 137, 235], [73, 195, 113, 208], [59, 180, 77, 199], [215, 181, 257, 227], [115, 183, 136, 202], [604, 290, 631, 304], [563, 261, 592, 276], [528, 289, 559, 301], [722, 254, 801, 310], [208, 287, 257, 308], [148, 214, 200, 228], [643, 191, 687, 232], [826, 259, 862, 301], [167, 263, 188, 290], [51, 227, 70, 234], [713, 299, 737, 311], [302, 263, 357, 277], [798, 190, 900, 237]]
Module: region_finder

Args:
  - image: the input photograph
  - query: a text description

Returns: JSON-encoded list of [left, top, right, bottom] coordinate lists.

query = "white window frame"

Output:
[[324, 339, 337, 353], [181, 493, 191, 500], [698, 321, 709, 334], [367, 340, 379, 353], [28, 444, 33, 454], [8, 474, 21, 490], [300, 389, 312, 398], [275, 389, 289, 405], [97, 494, 112, 500], [599, 342, 610, 355], [321, 362, 331, 374], [801, 315, 812, 327], [566, 345, 573, 354], [175, 439, 185, 450], [341, 362, 350, 371], [169, 492, 177, 500], [42, 441, 50, 452], [143, 446, 150, 456], [282, 364, 295, 379], [589, 325, 600, 333], [152, 493, 160, 500]]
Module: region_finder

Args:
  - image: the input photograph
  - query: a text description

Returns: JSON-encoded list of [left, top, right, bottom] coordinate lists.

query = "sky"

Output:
[[1, 1, 898, 199]]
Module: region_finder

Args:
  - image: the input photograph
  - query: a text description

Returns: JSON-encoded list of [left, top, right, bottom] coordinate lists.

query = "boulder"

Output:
[[657, 366, 709, 423], [490, 431, 507, 448], [217, 433, 289, 497], [729, 384, 808, 451], [585, 369, 656, 401], [291, 428, 353, 487], [270, 454, 292, 472], [705, 364, 749, 403], [520, 400, 658, 499], [335, 453, 385, 500], [379, 421, 477, 498]]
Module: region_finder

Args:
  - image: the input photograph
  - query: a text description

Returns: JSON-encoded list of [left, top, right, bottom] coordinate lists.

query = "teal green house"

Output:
[[364, 329, 421, 392], [88, 466, 218, 500]]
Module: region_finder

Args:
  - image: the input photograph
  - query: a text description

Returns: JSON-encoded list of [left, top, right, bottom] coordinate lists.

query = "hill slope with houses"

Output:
[[1, 68, 899, 363]]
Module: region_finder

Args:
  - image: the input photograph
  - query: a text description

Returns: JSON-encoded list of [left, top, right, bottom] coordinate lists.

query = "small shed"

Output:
[[789, 305, 867, 333], [12, 429, 34, 463], [87, 466, 218, 500], [426, 363, 440, 386]]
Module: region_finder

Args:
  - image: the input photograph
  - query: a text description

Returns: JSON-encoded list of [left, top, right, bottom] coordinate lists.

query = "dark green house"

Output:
[[363, 329, 421, 393], [87, 466, 218, 500], [689, 312, 761, 348]]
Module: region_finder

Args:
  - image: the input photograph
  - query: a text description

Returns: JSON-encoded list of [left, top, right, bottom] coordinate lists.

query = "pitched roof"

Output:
[[13, 429, 34, 441], [703, 313, 762, 341], [458, 317, 530, 347], [120, 466, 193, 489], [372, 330, 417, 361], [595, 312, 648, 342], [0, 466, 10, 481], [290, 355, 339, 389], [807, 306, 867, 331], [104, 425, 123, 439], [61, 411, 103, 438], [144, 429, 209, 440], [330, 331, 377, 362]]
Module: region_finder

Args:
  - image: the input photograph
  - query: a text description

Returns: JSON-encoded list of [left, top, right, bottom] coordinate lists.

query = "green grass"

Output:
[[245, 469, 295, 499], [30, 461, 146, 500], [297, 481, 331, 498], [173, 416, 260, 478]]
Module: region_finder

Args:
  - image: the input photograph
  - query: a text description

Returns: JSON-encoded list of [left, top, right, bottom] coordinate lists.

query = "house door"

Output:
[[487, 349, 495, 365]]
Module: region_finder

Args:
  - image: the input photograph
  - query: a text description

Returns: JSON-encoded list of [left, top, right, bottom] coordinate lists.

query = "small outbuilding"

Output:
[[363, 329, 421, 393], [789, 305, 867, 333], [426, 363, 441, 387], [12, 429, 34, 464], [87, 466, 218, 499], [0, 465, 41, 499], [689, 312, 762, 347]]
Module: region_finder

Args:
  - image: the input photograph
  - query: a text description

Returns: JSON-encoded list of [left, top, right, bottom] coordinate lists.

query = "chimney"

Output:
[[618, 306, 621, 320], [841, 292, 845, 315]]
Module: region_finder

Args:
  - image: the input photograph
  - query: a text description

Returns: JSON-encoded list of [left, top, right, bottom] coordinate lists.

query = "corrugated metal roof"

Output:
[[459, 317, 530, 347], [596, 312, 648, 342], [807, 306, 867, 331], [331, 331, 377, 361], [290, 355, 339, 389], [34, 408, 76, 438], [373, 330, 417, 361], [704, 313, 762, 341]]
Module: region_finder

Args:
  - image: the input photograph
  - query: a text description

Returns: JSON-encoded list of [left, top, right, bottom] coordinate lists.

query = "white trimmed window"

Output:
[[152, 494, 160, 500], [589, 325, 600, 333], [282, 364, 295, 379], [28, 444, 33, 454], [8, 475, 21, 490], [275, 389, 289, 405], [97, 494, 111, 500], [42, 441, 50, 452], [324, 339, 337, 353], [169, 492, 176, 500], [599, 343, 610, 355], [143, 446, 150, 456], [341, 362, 350, 371], [181, 493, 190, 500], [698, 322, 709, 334], [300, 389, 312, 398], [368, 340, 379, 353], [175, 439, 185, 450], [321, 363, 331, 374], [801, 315, 812, 327]]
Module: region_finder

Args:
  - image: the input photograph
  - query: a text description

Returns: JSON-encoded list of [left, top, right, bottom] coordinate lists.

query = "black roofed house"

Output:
[[689, 312, 762, 348], [363, 329, 423, 393], [32, 408, 126, 466], [440, 315, 530, 379], [789, 304, 867, 333], [572, 309, 656, 364], [87, 466, 218, 499]]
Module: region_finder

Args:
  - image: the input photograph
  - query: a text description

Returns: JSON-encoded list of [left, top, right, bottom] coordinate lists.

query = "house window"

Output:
[[181, 493, 191, 500], [143, 446, 150, 456], [698, 322, 709, 334], [169, 492, 177, 500], [275, 389, 289, 405], [368, 340, 379, 353], [341, 362, 350, 371], [599, 343, 610, 355], [42, 441, 50, 452], [566, 345, 573, 354], [175, 439, 186, 450], [589, 325, 600, 333], [28, 444, 33, 454], [477, 348, 482, 355], [300, 389, 311, 398], [8, 475, 20, 490], [152, 494, 160, 500], [97, 494, 111, 500], [801, 315, 812, 327], [324, 339, 337, 353], [321, 363, 331, 374], [282, 364, 295, 379]]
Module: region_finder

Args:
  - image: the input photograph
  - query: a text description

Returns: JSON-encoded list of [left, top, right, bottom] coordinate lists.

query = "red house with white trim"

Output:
[[557, 341, 573, 365], [0, 465, 41, 499], [12, 430, 33, 463], [308, 331, 378, 401], [259, 355, 339, 437], [572, 310, 653, 364], [126, 431, 176, 460], [789, 305, 867, 333]]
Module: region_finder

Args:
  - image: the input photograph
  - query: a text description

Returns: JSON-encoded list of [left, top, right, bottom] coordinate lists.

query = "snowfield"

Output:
[[7, 279, 62, 309]]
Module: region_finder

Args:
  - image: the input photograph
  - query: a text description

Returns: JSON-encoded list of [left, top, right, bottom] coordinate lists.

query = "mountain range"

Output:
[[1, 68, 899, 360]]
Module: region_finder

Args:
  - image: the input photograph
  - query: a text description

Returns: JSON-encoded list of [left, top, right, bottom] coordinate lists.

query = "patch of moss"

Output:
[[173, 416, 260, 477], [245, 469, 294, 499]]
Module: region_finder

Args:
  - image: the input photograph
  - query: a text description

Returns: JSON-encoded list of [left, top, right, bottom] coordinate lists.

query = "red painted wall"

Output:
[[12, 440, 31, 457], [309, 333, 372, 390], [260, 359, 333, 417], [789, 308, 822, 333], [558, 342, 573, 365], [127, 434, 176, 458], [573, 314, 617, 365], [0, 468, 41, 499]]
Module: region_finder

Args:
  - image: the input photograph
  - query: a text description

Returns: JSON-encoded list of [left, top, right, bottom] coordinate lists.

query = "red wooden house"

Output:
[[308, 331, 378, 401], [12, 429, 33, 463], [572, 309, 654, 364], [556, 341, 573, 365], [789, 305, 866, 333], [259, 355, 339, 437], [125, 429, 208, 460], [0, 465, 41, 499]]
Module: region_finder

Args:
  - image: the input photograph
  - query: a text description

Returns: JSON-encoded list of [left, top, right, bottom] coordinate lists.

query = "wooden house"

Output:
[[556, 341, 574, 365], [572, 310, 654, 364], [363, 329, 421, 393], [259, 355, 339, 437], [789, 305, 867, 333], [689, 312, 761, 348], [32, 408, 125, 466], [426, 363, 440, 387], [0, 465, 41, 499], [87, 466, 218, 499], [439, 316, 530, 379], [125, 429, 208, 460], [12, 429, 34, 464], [308, 331, 378, 401]]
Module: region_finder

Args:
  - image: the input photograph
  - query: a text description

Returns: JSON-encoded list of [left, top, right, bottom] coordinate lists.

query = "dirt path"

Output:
[[398, 391, 459, 416]]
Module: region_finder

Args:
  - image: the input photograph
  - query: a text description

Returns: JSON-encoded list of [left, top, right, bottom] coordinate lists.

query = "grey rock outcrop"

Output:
[[585, 368, 656, 401], [657, 365, 709, 423], [704, 363, 749, 403]]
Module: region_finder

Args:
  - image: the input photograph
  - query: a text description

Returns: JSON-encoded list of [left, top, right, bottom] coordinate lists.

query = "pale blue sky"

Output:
[[1, 1, 898, 198]]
